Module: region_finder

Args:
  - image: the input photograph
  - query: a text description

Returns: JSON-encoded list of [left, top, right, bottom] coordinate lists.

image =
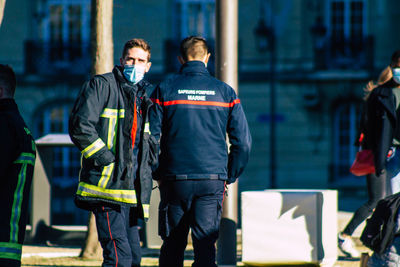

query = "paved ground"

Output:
[[21, 195, 371, 266]]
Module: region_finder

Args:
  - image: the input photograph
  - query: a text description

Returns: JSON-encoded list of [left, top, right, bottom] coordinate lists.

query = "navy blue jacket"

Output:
[[149, 61, 251, 182]]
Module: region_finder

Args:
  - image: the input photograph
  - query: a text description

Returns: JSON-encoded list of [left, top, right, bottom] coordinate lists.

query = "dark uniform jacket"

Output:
[[0, 99, 36, 262], [149, 61, 251, 182], [69, 66, 157, 219], [364, 81, 400, 175]]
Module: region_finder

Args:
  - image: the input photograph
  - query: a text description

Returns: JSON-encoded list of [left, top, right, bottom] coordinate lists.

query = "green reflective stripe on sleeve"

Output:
[[144, 122, 150, 134], [24, 127, 31, 135], [0, 242, 22, 261], [10, 163, 28, 242], [13, 153, 35, 166], [142, 204, 150, 218], [82, 138, 105, 158], [98, 163, 115, 188], [76, 182, 137, 204]]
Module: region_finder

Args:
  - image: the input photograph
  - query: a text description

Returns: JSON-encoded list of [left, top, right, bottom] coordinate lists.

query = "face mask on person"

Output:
[[123, 64, 146, 84], [393, 68, 400, 84]]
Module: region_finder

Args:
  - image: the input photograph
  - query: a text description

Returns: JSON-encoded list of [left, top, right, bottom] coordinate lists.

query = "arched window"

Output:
[[33, 100, 87, 225]]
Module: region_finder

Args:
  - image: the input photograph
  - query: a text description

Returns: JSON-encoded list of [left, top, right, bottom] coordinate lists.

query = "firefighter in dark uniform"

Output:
[[69, 39, 158, 267], [150, 36, 252, 267], [0, 64, 36, 267]]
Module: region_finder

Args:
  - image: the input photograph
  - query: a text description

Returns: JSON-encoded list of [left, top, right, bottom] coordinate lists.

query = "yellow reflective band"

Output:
[[119, 109, 125, 118], [101, 108, 125, 119], [98, 163, 115, 188], [76, 182, 137, 204], [144, 122, 150, 134], [142, 204, 150, 218], [82, 138, 105, 158], [101, 108, 118, 118], [0, 242, 22, 261]]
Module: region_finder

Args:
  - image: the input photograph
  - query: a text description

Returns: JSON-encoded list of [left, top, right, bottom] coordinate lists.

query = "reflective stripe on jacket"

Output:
[[0, 99, 36, 262], [149, 61, 251, 181], [69, 66, 157, 219]]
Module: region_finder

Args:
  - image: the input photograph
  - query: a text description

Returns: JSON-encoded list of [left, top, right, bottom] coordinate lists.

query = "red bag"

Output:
[[349, 149, 375, 176]]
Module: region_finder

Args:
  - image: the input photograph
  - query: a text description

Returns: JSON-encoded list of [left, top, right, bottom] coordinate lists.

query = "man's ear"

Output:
[[178, 56, 186, 65], [145, 62, 152, 73], [204, 53, 211, 64]]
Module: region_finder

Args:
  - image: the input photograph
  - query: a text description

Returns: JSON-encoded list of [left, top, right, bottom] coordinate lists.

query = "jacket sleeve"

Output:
[[69, 76, 115, 166], [366, 92, 391, 176], [226, 92, 252, 183], [149, 84, 163, 142]]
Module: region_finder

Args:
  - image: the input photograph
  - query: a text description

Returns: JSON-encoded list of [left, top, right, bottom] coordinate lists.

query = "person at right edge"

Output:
[[149, 36, 252, 267], [338, 50, 400, 258]]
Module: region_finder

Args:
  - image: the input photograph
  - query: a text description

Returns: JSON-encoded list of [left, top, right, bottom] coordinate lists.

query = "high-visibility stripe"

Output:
[[82, 138, 105, 158], [153, 99, 240, 108], [142, 204, 150, 218], [76, 182, 137, 204], [144, 122, 150, 134], [151, 98, 162, 105], [131, 96, 138, 149], [13, 153, 35, 166], [100, 108, 124, 153], [0, 242, 22, 261], [101, 108, 125, 119], [10, 153, 35, 242], [98, 163, 115, 188]]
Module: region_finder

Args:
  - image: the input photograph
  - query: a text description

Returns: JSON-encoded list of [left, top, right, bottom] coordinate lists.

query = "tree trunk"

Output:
[[80, 0, 114, 259], [0, 0, 6, 27]]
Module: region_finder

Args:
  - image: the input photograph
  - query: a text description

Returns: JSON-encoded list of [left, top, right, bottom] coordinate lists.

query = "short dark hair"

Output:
[[0, 64, 16, 97], [180, 36, 208, 61], [122, 38, 151, 61], [391, 50, 400, 66]]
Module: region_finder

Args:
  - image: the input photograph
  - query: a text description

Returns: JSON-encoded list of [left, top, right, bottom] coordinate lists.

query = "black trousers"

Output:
[[93, 205, 141, 267], [158, 180, 225, 267], [343, 172, 387, 236]]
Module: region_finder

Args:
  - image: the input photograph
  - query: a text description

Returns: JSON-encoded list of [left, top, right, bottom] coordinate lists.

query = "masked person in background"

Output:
[[69, 39, 158, 267], [338, 50, 400, 258]]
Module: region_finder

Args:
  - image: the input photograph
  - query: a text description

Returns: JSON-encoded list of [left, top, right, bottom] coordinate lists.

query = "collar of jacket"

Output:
[[0, 98, 18, 112], [373, 84, 397, 120], [179, 60, 209, 75], [113, 65, 151, 97]]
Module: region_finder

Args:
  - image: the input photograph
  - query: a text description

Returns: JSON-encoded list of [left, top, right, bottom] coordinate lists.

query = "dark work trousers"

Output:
[[158, 179, 225, 267], [343, 172, 388, 236], [93, 205, 141, 267], [343, 150, 400, 236]]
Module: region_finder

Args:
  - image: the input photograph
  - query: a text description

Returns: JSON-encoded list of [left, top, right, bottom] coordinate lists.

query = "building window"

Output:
[[326, 0, 368, 68], [173, 0, 215, 40], [33, 101, 86, 225], [332, 101, 363, 180], [166, 0, 216, 73], [27, 0, 90, 75]]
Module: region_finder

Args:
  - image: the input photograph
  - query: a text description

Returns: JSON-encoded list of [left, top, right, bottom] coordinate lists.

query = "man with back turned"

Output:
[[150, 36, 252, 267]]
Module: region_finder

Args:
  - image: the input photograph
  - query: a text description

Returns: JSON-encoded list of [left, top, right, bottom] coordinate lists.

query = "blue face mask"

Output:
[[123, 64, 146, 84]]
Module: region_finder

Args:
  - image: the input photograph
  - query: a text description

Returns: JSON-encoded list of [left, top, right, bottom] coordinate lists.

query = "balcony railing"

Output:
[[25, 40, 91, 75], [313, 35, 374, 70]]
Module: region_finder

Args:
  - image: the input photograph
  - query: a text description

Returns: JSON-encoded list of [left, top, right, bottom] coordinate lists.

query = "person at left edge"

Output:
[[0, 64, 36, 267], [69, 39, 158, 267]]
